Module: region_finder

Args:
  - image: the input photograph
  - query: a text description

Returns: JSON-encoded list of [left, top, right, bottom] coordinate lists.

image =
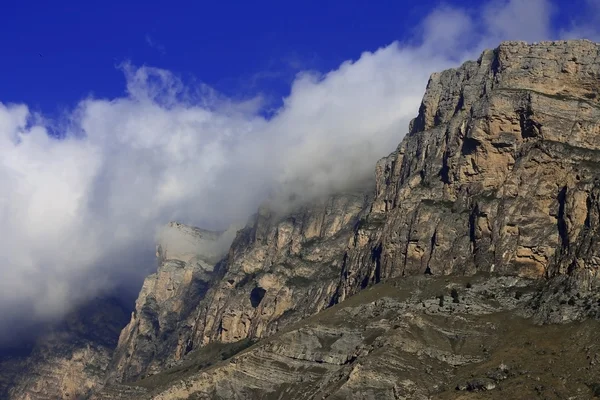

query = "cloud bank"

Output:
[[0, 0, 596, 341]]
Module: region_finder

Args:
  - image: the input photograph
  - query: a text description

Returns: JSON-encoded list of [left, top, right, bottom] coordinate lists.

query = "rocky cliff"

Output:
[[108, 222, 233, 381], [109, 195, 370, 382], [4, 39, 600, 399], [347, 39, 600, 314], [102, 40, 600, 389]]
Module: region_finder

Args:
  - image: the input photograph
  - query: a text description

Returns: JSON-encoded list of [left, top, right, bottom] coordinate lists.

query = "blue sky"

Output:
[[2, 0, 596, 116], [1, 0, 600, 339]]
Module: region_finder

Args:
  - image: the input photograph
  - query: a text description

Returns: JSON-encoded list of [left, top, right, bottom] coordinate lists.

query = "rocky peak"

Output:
[[411, 40, 600, 136], [108, 222, 233, 382], [367, 40, 600, 289]]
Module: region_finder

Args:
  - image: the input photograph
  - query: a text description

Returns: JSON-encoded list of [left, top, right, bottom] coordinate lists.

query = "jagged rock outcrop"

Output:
[[108, 222, 232, 382], [105, 40, 600, 388], [0, 298, 128, 400], [110, 195, 369, 382], [190, 194, 368, 344], [4, 39, 600, 400], [339, 39, 600, 319]]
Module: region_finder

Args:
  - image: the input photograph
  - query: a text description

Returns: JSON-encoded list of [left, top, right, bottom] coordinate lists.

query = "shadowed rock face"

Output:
[[104, 40, 600, 389], [0, 298, 129, 400]]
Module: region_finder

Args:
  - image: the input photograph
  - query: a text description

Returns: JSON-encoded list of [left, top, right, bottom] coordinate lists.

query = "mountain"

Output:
[[0, 297, 128, 400], [3, 39, 600, 399]]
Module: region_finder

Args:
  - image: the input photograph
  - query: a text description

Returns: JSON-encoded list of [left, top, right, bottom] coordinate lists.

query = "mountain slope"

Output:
[[110, 194, 370, 382], [95, 275, 600, 399]]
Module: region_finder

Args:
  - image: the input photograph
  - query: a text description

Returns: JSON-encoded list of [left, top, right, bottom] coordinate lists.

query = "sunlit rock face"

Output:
[[363, 40, 600, 284], [108, 194, 369, 383]]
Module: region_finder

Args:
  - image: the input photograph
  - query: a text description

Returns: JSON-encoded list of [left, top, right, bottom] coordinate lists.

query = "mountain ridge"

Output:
[[3, 39, 600, 399]]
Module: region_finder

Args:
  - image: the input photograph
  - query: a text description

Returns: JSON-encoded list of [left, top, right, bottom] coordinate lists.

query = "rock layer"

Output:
[[95, 275, 600, 399]]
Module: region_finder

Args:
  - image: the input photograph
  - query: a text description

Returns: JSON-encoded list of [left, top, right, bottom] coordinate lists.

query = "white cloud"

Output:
[[0, 0, 595, 341], [420, 6, 475, 58], [482, 0, 555, 44], [145, 34, 166, 55]]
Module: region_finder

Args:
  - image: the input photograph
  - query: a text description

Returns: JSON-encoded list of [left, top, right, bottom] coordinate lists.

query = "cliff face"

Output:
[[106, 39, 600, 387], [361, 40, 600, 280], [108, 222, 232, 381], [355, 40, 600, 321], [110, 194, 369, 382]]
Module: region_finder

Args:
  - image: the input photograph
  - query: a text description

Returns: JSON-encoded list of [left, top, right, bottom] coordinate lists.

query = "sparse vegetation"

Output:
[[97, 275, 600, 399], [220, 338, 255, 360], [286, 275, 313, 287], [133, 338, 256, 390]]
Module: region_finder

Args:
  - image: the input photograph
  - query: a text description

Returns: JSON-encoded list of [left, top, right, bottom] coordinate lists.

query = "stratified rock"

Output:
[[94, 275, 600, 400]]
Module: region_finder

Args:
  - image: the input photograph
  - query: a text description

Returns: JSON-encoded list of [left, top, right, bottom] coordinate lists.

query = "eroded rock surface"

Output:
[[109, 195, 369, 383], [359, 40, 600, 286], [108, 222, 232, 382]]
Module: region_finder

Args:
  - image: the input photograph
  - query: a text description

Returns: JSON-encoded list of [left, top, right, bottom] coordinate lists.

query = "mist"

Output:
[[0, 0, 597, 342]]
